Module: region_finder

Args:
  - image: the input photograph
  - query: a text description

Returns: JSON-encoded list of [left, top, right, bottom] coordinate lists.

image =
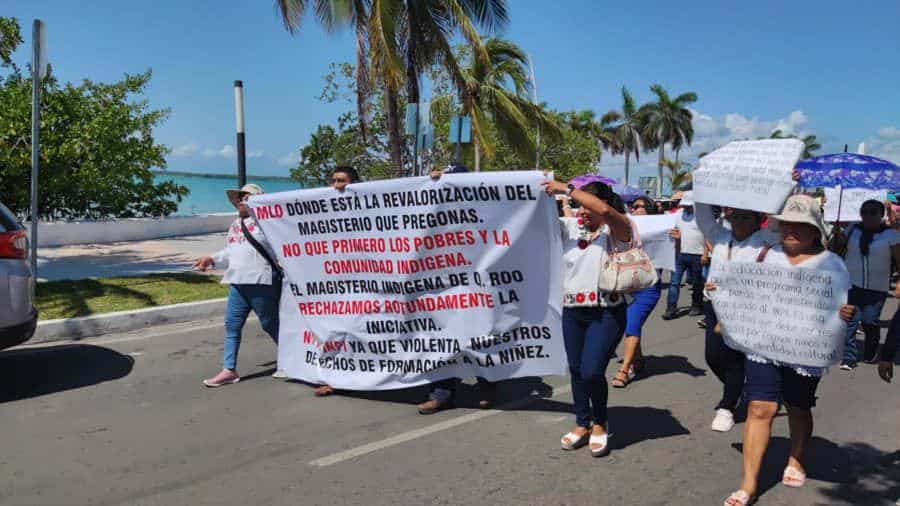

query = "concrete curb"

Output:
[[34, 298, 228, 343]]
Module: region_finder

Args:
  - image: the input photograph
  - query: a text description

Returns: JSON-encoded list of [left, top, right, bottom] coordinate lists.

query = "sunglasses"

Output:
[[631, 204, 647, 210]]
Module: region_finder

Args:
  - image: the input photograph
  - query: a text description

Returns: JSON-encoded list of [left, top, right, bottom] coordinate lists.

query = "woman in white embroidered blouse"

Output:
[[542, 175, 632, 458]]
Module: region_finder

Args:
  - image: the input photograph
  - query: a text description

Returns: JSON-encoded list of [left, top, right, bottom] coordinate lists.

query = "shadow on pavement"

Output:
[[643, 354, 707, 379], [0, 344, 134, 403], [607, 406, 691, 449], [731, 437, 900, 503]]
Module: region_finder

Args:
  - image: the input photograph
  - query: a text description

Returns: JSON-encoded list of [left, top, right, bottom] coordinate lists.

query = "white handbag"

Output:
[[598, 222, 658, 293]]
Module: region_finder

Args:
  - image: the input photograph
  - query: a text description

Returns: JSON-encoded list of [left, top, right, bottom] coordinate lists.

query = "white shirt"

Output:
[[748, 246, 849, 377], [212, 217, 278, 285], [844, 226, 900, 293], [675, 209, 705, 255], [560, 218, 628, 307], [696, 204, 777, 300]]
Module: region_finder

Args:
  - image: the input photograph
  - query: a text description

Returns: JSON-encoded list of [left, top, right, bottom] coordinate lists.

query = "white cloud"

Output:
[[202, 145, 236, 159], [877, 126, 900, 140], [171, 143, 199, 157], [276, 150, 301, 167], [247, 150, 265, 159], [865, 125, 900, 164]]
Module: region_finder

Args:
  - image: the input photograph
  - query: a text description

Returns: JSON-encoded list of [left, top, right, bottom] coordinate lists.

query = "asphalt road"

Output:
[[2, 299, 898, 506]]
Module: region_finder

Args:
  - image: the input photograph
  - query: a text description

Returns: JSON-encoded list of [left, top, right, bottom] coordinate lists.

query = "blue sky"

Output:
[[6, 0, 900, 180]]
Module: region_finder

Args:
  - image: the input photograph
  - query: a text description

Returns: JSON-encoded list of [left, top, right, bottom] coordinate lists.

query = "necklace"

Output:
[[577, 219, 600, 249]]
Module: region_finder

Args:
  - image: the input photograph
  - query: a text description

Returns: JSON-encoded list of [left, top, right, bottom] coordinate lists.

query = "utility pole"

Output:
[[234, 81, 247, 187], [529, 54, 540, 170], [30, 20, 47, 279]]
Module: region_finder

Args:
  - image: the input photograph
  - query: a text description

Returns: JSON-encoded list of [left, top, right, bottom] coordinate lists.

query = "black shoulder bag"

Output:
[[240, 219, 284, 283]]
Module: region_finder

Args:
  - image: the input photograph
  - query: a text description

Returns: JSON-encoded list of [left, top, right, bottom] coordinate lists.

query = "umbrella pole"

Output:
[[830, 185, 845, 242]]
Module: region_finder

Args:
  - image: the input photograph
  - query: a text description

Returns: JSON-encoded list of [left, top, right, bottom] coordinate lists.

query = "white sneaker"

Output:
[[711, 409, 735, 432], [272, 369, 288, 379]]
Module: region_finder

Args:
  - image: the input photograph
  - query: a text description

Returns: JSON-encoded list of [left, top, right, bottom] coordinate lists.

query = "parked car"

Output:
[[0, 202, 37, 350]]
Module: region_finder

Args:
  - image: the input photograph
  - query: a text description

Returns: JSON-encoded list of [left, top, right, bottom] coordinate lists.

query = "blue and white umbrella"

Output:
[[795, 153, 900, 190]]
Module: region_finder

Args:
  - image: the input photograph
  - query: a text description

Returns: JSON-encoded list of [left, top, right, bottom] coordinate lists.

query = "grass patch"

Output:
[[36, 273, 229, 320]]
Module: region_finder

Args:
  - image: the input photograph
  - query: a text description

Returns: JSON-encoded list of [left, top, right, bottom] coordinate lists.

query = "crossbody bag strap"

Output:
[[755, 244, 773, 263], [240, 219, 283, 277]]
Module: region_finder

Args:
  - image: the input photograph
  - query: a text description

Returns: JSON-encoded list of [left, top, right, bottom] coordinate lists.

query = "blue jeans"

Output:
[[562, 305, 626, 428], [223, 284, 280, 370], [667, 253, 704, 310], [844, 286, 888, 364]]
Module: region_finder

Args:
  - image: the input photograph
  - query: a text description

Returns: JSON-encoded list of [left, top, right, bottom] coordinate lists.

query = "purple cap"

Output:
[[570, 174, 617, 189]]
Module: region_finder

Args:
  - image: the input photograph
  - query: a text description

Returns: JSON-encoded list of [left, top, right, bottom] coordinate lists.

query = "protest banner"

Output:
[[708, 261, 850, 368], [629, 213, 678, 272], [824, 186, 888, 222], [250, 171, 566, 390], [693, 139, 804, 213]]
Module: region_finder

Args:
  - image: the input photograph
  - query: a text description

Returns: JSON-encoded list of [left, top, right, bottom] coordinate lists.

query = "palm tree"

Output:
[[566, 110, 616, 172], [448, 38, 560, 171], [277, 0, 508, 176], [368, 0, 508, 175], [662, 158, 692, 192], [602, 86, 643, 185], [768, 129, 821, 158], [640, 84, 697, 197]]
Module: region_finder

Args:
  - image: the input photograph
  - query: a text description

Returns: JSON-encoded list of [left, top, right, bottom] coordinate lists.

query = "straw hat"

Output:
[[771, 194, 827, 246], [226, 183, 264, 207]]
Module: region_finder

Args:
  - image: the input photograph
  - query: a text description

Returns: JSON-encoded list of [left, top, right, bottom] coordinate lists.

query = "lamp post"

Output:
[[234, 80, 247, 187], [30, 20, 47, 278]]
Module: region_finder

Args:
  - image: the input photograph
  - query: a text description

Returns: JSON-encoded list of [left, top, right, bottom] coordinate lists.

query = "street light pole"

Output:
[[529, 54, 540, 171], [234, 80, 247, 187], [30, 20, 46, 279]]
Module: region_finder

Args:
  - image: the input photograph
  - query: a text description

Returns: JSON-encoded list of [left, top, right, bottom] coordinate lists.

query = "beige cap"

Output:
[[226, 183, 264, 207], [771, 194, 827, 246]]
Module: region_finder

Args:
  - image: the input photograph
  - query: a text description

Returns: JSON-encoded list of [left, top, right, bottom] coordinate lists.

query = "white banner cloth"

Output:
[[693, 139, 804, 213], [630, 213, 678, 272], [824, 186, 888, 222], [249, 171, 565, 390], [708, 261, 850, 368]]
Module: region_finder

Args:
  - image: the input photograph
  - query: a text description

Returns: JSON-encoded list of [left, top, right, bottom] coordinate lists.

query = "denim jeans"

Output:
[[667, 253, 704, 310], [223, 283, 280, 370], [704, 300, 745, 411], [562, 305, 626, 428], [844, 285, 888, 363]]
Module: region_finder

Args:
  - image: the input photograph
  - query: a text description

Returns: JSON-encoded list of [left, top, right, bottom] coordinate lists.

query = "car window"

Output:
[[0, 203, 23, 233]]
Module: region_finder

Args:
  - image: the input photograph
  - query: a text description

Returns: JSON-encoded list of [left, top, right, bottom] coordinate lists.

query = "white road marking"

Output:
[[308, 384, 573, 467]]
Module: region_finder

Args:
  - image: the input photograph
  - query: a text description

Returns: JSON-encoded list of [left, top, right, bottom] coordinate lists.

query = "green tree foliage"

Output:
[[768, 129, 821, 159], [0, 17, 23, 67], [0, 65, 188, 219]]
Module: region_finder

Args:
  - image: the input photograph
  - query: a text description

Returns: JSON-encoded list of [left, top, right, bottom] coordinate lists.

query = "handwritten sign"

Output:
[[630, 213, 678, 272], [250, 171, 566, 390], [709, 261, 849, 368], [824, 186, 888, 222], [693, 139, 803, 213]]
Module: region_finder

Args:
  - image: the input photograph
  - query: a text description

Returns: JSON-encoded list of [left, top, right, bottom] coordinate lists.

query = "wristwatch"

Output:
[[566, 184, 576, 197]]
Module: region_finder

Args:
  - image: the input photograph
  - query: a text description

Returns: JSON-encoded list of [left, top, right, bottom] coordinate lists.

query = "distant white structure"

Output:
[[857, 142, 866, 155]]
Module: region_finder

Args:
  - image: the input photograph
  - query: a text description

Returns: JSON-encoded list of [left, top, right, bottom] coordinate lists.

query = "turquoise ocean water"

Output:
[[154, 173, 300, 215]]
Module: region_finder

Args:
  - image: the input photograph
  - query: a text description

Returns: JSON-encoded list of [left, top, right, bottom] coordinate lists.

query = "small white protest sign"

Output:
[[709, 261, 850, 368], [824, 186, 888, 222], [693, 139, 803, 213], [629, 213, 678, 272]]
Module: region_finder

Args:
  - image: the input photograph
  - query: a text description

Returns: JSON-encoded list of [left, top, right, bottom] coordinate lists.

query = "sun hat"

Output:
[[226, 183, 264, 207], [770, 194, 827, 246], [678, 191, 694, 207]]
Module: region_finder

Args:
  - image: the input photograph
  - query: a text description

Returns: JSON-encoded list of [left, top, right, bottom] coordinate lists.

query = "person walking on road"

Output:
[[195, 184, 283, 387], [695, 202, 776, 432], [718, 195, 855, 506], [612, 196, 661, 388], [832, 199, 900, 369], [662, 192, 706, 320], [543, 174, 632, 458]]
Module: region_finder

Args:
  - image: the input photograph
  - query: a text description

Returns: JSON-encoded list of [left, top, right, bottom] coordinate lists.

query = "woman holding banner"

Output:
[[543, 175, 632, 457], [612, 196, 661, 388], [695, 202, 775, 432], [833, 199, 900, 368], [719, 195, 855, 506]]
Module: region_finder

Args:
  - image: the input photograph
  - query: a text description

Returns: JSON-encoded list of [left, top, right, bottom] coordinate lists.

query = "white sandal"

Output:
[[560, 430, 590, 450], [589, 433, 610, 457]]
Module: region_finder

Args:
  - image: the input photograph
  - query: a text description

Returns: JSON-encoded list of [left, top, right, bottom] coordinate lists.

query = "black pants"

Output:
[[704, 300, 745, 411]]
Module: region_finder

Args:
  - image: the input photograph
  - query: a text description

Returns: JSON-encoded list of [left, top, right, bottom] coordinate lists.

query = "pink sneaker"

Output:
[[203, 369, 240, 387]]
